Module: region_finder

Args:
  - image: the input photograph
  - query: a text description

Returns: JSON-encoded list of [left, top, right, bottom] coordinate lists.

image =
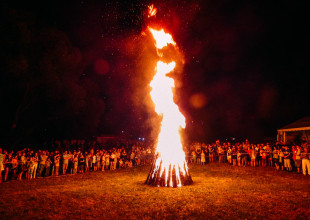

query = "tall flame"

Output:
[[148, 27, 190, 187]]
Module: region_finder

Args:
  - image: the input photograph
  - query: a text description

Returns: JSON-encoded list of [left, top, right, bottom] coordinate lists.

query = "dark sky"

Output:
[[0, 0, 309, 145]]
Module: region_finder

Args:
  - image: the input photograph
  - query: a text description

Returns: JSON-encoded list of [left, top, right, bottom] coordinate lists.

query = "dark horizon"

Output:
[[0, 0, 308, 146]]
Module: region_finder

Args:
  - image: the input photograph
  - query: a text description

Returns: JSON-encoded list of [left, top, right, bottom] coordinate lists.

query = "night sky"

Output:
[[0, 0, 308, 146]]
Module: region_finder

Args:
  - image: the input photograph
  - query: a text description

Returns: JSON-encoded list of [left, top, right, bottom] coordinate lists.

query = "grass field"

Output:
[[0, 163, 309, 219]]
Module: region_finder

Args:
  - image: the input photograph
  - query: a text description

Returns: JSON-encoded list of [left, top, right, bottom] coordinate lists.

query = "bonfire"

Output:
[[145, 5, 193, 187]]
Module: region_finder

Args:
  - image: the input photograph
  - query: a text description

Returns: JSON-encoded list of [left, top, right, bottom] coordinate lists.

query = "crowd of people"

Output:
[[1, 139, 310, 183], [186, 140, 310, 175], [0, 140, 154, 183]]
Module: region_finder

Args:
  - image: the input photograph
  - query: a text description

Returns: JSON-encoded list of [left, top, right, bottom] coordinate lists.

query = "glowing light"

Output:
[[148, 4, 157, 18]]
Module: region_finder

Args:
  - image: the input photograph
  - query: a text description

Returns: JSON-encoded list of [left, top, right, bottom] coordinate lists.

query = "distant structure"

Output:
[[277, 117, 310, 144]]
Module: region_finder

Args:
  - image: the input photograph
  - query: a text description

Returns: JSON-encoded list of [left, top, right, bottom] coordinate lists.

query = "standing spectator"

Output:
[[110, 151, 116, 170], [105, 152, 110, 170], [79, 153, 85, 173], [295, 145, 302, 173], [283, 146, 292, 171], [17, 151, 27, 180], [4, 152, 12, 182], [209, 145, 214, 163], [116, 149, 121, 167], [119, 158, 124, 168], [0, 148, 5, 183], [237, 148, 242, 166], [53, 152, 60, 176], [262, 149, 267, 167], [68, 151, 74, 174], [301, 147, 310, 175], [27, 155, 35, 180], [265, 144, 272, 167], [38, 151, 48, 177], [218, 145, 224, 163], [135, 151, 141, 166], [11, 155, 18, 179], [96, 151, 101, 171], [201, 150, 206, 165], [191, 150, 196, 164], [279, 148, 284, 171], [130, 151, 135, 166], [232, 147, 237, 166], [292, 146, 297, 171], [85, 152, 89, 172], [62, 151, 69, 175], [196, 145, 201, 164], [101, 153, 105, 171], [250, 146, 256, 167], [227, 147, 232, 164], [258, 147, 263, 167], [32, 153, 39, 178], [73, 154, 78, 174], [45, 155, 51, 177], [273, 147, 279, 170], [92, 153, 97, 171]]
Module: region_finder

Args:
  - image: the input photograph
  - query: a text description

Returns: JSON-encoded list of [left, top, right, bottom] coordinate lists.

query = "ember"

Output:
[[145, 6, 192, 187]]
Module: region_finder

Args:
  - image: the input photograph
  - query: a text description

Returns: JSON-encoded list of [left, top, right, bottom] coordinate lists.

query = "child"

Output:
[[119, 159, 124, 168], [191, 151, 196, 164], [201, 150, 206, 165]]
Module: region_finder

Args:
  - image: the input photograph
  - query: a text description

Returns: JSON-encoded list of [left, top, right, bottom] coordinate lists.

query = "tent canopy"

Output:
[[278, 116, 310, 132]]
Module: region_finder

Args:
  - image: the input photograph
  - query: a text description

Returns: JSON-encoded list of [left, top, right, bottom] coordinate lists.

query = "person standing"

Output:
[[32, 153, 39, 178], [295, 145, 302, 173], [17, 152, 27, 180], [73, 154, 78, 174], [4, 152, 12, 182], [45, 155, 51, 177], [0, 148, 5, 183], [37, 151, 48, 177], [283, 146, 292, 171], [79, 153, 85, 173], [201, 150, 206, 165], [301, 147, 310, 175], [62, 151, 69, 175], [54, 152, 60, 176], [273, 147, 279, 170]]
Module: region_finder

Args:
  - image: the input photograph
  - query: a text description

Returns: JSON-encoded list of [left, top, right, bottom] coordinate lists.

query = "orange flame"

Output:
[[148, 4, 157, 18], [148, 27, 189, 187]]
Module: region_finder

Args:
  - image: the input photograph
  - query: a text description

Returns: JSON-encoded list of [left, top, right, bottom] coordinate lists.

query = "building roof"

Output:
[[278, 116, 310, 132]]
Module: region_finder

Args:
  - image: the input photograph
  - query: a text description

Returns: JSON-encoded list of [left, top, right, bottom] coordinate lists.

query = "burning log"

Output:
[[145, 154, 193, 187]]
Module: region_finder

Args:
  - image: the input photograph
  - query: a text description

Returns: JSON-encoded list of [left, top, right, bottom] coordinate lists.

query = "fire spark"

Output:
[[145, 24, 193, 187]]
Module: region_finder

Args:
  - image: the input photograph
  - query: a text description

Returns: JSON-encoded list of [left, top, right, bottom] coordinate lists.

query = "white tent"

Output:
[[277, 117, 310, 143]]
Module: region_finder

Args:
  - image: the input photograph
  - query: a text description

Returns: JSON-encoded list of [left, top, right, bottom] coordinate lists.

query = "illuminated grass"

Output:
[[0, 163, 309, 219]]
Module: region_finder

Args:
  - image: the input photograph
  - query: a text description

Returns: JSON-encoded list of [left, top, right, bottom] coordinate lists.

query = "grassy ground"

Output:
[[0, 163, 309, 219]]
